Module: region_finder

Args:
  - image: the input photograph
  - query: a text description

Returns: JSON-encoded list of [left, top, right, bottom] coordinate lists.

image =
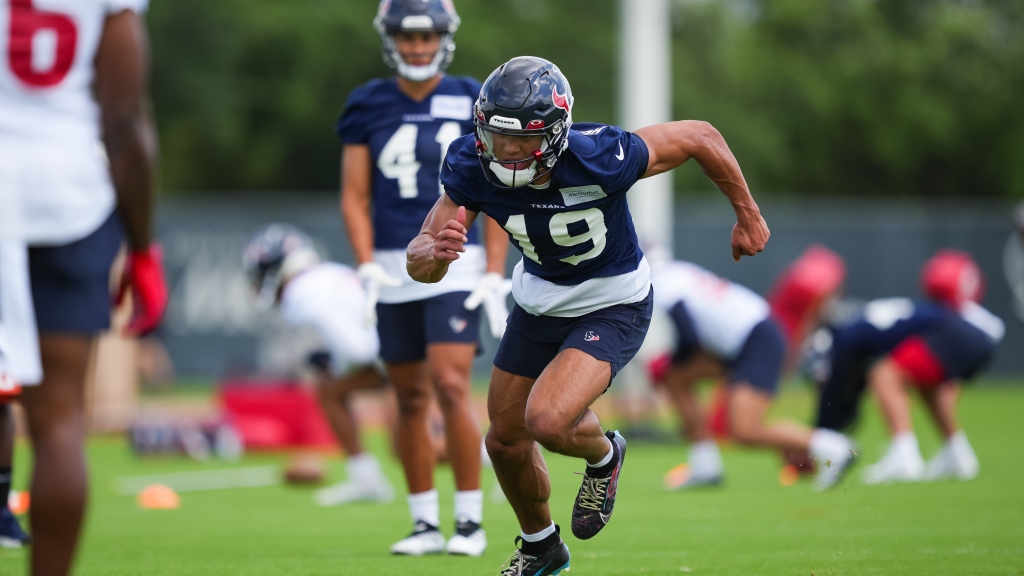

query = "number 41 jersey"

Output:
[[441, 123, 652, 318]]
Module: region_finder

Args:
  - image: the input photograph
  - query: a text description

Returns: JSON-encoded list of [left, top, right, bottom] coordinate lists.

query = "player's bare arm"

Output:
[[406, 194, 479, 284], [636, 120, 769, 262], [95, 9, 157, 252], [339, 144, 375, 265]]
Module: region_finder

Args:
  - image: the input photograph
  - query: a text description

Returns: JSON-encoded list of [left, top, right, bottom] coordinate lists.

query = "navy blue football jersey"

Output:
[[441, 122, 650, 286], [828, 298, 998, 381], [336, 76, 482, 250]]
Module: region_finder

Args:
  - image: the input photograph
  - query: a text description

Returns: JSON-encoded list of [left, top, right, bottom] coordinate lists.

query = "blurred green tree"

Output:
[[149, 0, 1024, 198]]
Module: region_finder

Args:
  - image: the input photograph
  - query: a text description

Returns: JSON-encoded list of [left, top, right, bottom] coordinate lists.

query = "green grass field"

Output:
[[1, 384, 1023, 575]]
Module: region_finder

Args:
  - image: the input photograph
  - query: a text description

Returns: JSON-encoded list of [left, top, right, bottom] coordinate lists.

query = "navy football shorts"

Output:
[[376, 291, 480, 364], [727, 318, 786, 395], [889, 317, 994, 387], [28, 212, 123, 334], [493, 289, 653, 385]]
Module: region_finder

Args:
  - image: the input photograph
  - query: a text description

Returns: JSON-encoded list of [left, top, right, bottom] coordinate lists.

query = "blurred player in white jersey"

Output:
[[0, 141, 39, 548], [1, 0, 167, 572], [649, 255, 855, 491], [243, 224, 395, 505]]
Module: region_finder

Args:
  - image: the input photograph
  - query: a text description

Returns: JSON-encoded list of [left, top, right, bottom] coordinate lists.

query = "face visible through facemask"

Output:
[[487, 132, 549, 187], [392, 31, 443, 82]]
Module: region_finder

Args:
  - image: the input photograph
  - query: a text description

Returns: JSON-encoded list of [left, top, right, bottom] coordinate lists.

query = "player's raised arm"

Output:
[[635, 120, 770, 262], [406, 194, 480, 284]]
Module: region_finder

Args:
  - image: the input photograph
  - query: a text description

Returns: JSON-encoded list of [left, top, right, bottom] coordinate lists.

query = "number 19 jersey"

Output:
[[336, 75, 484, 303], [441, 123, 651, 317]]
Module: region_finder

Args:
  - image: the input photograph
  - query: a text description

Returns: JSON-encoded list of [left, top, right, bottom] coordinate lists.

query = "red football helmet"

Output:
[[921, 249, 983, 307], [768, 245, 847, 346]]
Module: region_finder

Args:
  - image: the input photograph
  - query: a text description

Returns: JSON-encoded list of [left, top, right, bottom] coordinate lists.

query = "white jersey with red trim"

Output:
[[0, 0, 147, 245], [651, 260, 770, 359], [278, 263, 381, 378]]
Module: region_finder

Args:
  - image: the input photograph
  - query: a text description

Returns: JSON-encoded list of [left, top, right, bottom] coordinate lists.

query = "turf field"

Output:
[[1, 384, 1023, 575]]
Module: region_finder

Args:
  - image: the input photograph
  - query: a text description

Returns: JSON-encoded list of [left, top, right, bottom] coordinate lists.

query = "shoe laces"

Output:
[[577, 473, 610, 511], [500, 538, 536, 576]]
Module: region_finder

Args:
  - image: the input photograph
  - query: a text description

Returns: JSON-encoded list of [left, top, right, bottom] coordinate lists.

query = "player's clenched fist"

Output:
[[433, 205, 469, 262], [731, 208, 770, 262]]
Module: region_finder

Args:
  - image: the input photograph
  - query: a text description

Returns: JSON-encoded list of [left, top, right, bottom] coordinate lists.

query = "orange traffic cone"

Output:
[[136, 484, 180, 510]]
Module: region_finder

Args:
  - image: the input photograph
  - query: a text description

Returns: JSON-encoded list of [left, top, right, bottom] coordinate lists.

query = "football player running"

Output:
[[337, 0, 507, 556], [243, 225, 395, 506], [648, 257, 856, 491], [0, 0, 167, 573], [407, 56, 769, 576], [812, 250, 1004, 484]]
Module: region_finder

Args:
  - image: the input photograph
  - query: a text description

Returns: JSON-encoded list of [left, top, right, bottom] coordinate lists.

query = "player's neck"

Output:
[[396, 74, 444, 102]]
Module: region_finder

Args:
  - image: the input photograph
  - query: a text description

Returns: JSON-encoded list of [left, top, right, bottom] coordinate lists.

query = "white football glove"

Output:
[[464, 272, 513, 339], [357, 262, 402, 327]]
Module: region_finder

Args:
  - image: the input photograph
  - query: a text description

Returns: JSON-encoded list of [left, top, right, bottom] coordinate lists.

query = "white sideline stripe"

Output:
[[114, 466, 281, 495]]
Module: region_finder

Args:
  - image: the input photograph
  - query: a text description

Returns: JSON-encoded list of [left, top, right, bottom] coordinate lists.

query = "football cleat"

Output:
[[813, 447, 857, 491], [923, 442, 979, 481], [862, 450, 925, 485], [499, 529, 570, 576], [0, 507, 30, 549], [571, 430, 626, 540], [313, 478, 394, 506], [390, 521, 446, 556], [446, 518, 487, 556]]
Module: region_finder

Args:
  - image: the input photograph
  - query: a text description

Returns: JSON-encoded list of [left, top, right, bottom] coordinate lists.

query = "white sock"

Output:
[[453, 490, 483, 525], [521, 522, 556, 542], [346, 452, 382, 483], [891, 432, 920, 458], [809, 428, 849, 461], [407, 489, 440, 527], [587, 441, 614, 468], [688, 440, 724, 478]]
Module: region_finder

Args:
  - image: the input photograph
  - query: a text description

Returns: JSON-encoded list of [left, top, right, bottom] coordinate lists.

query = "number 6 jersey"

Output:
[[441, 122, 651, 317], [336, 75, 484, 303], [0, 0, 147, 245]]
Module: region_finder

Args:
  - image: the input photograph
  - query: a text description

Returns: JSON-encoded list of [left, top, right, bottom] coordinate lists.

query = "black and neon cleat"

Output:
[[571, 430, 626, 540], [499, 526, 570, 576]]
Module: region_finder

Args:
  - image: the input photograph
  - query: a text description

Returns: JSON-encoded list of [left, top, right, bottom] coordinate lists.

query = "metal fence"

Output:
[[156, 192, 1023, 379]]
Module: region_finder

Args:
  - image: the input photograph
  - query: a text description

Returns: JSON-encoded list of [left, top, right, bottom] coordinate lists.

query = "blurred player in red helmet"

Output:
[[649, 250, 855, 491], [813, 250, 1003, 484], [1, 0, 167, 572]]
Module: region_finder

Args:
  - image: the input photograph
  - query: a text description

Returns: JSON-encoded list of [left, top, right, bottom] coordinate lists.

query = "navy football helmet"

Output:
[[374, 0, 461, 82], [242, 224, 321, 308], [474, 56, 574, 188]]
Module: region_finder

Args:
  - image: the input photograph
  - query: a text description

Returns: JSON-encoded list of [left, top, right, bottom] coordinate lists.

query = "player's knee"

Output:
[[728, 417, 759, 445], [525, 411, 569, 452], [485, 427, 530, 463], [431, 372, 470, 411], [395, 386, 431, 417]]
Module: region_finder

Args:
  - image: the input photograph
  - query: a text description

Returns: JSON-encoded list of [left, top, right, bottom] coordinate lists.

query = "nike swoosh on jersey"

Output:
[[615, 142, 625, 161]]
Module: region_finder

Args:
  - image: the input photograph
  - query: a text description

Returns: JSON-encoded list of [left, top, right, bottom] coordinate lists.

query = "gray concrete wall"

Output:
[[156, 192, 1022, 379]]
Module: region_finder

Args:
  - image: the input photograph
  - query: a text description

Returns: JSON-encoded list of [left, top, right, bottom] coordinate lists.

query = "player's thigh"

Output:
[[487, 365, 536, 443], [426, 342, 475, 392], [664, 353, 725, 395], [727, 383, 773, 434], [527, 348, 612, 432]]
